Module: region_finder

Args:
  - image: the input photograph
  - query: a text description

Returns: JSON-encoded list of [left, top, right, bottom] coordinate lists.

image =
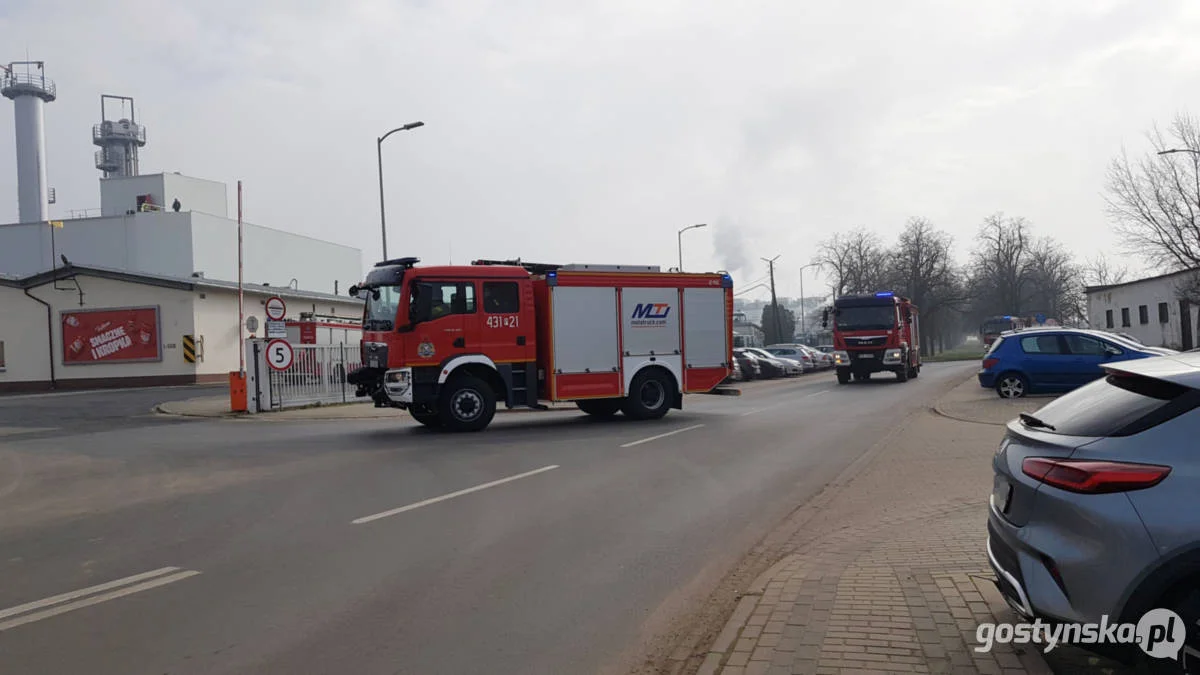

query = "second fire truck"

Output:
[[346, 258, 735, 431], [823, 292, 921, 384]]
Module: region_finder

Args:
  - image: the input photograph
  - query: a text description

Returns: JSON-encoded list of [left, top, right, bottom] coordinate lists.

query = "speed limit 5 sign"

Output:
[[266, 339, 294, 371]]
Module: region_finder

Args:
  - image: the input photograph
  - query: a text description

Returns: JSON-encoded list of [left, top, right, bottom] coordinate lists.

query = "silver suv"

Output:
[[988, 351, 1200, 671]]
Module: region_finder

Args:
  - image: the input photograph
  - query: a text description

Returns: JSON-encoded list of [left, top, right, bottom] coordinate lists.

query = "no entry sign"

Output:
[[265, 296, 287, 321]]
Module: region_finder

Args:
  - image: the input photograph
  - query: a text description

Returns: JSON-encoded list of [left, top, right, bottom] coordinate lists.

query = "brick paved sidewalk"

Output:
[[696, 378, 1061, 675]]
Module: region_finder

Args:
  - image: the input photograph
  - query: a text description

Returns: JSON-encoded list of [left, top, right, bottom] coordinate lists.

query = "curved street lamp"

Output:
[[677, 223, 707, 272], [377, 121, 425, 260]]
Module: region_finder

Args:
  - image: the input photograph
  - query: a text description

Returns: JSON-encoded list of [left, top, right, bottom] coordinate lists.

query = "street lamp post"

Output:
[[376, 121, 425, 260], [677, 223, 707, 272], [797, 262, 822, 336], [1158, 148, 1200, 156]]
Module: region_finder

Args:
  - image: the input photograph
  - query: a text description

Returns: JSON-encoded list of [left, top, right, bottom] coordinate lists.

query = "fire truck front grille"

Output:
[[845, 337, 887, 347]]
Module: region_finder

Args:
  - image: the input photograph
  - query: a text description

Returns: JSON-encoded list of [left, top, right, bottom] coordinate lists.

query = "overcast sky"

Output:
[[2, 0, 1199, 300]]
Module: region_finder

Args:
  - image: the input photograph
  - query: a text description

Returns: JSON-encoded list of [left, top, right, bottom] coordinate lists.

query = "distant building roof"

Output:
[[0, 264, 361, 305], [1085, 267, 1199, 294]]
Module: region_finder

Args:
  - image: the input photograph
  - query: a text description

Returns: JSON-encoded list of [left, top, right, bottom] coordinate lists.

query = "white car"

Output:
[[763, 345, 814, 373]]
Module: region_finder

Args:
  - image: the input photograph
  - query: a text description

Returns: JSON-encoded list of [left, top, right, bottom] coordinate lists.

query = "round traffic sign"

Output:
[[265, 296, 287, 321], [266, 339, 294, 371], [245, 315, 260, 333]]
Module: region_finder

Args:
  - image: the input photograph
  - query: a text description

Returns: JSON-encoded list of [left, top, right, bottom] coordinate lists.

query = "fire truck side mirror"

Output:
[[348, 284, 358, 297]]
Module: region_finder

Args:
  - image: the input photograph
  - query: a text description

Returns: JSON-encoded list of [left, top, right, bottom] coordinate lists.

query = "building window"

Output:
[[1139, 305, 1149, 325], [1121, 308, 1131, 327], [1159, 302, 1170, 323], [482, 282, 520, 314], [1105, 309, 1114, 328]]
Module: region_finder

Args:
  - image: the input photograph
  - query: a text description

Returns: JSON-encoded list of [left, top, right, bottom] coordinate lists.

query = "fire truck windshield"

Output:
[[363, 285, 401, 331], [835, 305, 896, 331]]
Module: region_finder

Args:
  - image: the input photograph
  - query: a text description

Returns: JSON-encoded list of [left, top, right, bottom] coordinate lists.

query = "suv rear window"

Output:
[[1026, 373, 1199, 437]]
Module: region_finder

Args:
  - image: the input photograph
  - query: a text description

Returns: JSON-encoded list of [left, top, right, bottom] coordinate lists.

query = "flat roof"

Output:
[[1085, 267, 1199, 293], [0, 264, 361, 305]]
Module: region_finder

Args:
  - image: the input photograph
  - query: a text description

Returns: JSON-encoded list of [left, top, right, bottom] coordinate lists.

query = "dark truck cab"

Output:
[[824, 292, 921, 384]]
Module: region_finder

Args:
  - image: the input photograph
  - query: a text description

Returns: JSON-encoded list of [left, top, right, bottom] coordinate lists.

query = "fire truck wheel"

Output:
[[836, 368, 851, 385], [622, 369, 674, 421], [439, 374, 497, 432], [909, 364, 920, 378], [409, 404, 442, 429], [577, 399, 623, 417], [896, 361, 909, 382]]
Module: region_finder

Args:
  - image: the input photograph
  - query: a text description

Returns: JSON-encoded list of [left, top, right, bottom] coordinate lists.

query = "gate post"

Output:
[[340, 342, 348, 403], [244, 339, 268, 413]]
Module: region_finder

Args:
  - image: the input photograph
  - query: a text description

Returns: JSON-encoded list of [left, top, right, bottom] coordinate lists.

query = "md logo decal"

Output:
[[631, 303, 671, 327]]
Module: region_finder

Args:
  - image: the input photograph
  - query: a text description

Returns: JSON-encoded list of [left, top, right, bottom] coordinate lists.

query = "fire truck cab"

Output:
[[346, 258, 734, 432], [824, 292, 920, 384]]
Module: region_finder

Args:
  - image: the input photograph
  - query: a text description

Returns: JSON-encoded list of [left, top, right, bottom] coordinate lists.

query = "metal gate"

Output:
[[264, 343, 361, 410]]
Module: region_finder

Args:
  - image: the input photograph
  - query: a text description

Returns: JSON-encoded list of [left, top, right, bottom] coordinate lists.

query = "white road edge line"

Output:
[[0, 566, 182, 621], [620, 424, 706, 448], [0, 570, 201, 632], [352, 465, 561, 525], [804, 390, 829, 398]]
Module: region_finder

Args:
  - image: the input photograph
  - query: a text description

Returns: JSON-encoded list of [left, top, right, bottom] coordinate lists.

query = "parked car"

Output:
[[988, 351, 1200, 669], [724, 358, 744, 383], [764, 344, 815, 373], [799, 344, 834, 370], [817, 345, 835, 353], [977, 328, 1165, 398], [732, 348, 764, 380], [739, 343, 796, 374]]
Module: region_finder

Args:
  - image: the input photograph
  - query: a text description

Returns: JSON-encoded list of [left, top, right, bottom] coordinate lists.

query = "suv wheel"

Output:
[[995, 372, 1028, 399]]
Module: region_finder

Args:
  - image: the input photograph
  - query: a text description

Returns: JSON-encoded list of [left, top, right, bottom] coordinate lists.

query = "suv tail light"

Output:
[[982, 358, 999, 369], [1022, 458, 1171, 494]]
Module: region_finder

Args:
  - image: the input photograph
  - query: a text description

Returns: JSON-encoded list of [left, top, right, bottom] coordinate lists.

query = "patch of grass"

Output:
[[924, 347, 985, 363]]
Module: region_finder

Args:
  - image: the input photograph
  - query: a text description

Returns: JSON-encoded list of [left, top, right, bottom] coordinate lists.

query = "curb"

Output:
[[929, 404, 1009, 427], [152, 402, 580, 422]]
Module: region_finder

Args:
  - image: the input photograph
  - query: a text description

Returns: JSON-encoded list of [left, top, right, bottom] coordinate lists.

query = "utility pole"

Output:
[[762, 255, 782, 343]]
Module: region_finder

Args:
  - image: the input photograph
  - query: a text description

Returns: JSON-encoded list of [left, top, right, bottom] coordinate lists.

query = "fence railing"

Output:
[[265, 343, 361, 410]]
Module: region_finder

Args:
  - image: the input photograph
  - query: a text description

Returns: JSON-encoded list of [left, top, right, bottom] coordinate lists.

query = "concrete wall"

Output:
[[100, 173, 227, 217], [0, 213, 195, 278], [1086, 276, 1198, 349], [191, 289, 241, 375], [0, 286, 53, 384], [190, 212, 362, 295]]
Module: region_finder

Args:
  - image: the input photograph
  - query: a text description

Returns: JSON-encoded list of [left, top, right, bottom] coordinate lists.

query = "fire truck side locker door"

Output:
[[681, 287, 730, 392], [550, 286, 622, 399], [620, 287, 683, 395]]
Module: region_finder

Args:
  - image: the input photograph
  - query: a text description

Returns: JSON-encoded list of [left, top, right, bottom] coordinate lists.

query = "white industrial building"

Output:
[[0, 60, 366, 391], [1085, 268, 1200, 350]]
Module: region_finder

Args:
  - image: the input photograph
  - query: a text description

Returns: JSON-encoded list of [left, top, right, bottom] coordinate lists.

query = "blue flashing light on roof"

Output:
[[721, 273, 733, 288], [546, 270, 558, 286], [875, 291, 894, 298], [1003, 315, 1012, 320]]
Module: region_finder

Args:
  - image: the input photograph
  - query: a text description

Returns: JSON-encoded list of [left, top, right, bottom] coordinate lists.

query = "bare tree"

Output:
[[1025, 237, 1084, 324], [1106, 113, 1200, 270], [814, 228, 887, 296], [968, 213, 1032, 314], [884, 218, 966, 354], [1081, 253, 1129, 287]]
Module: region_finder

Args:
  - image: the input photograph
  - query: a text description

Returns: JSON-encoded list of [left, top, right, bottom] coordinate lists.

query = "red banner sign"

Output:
[[62, 307, 162, 364]]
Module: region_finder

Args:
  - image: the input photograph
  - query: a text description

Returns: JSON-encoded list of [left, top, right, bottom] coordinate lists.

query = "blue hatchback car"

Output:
[[978, 328, 1173, 398]]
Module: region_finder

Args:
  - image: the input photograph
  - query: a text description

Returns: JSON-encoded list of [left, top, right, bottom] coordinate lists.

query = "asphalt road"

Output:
[[0, 384, 224, 439], [0, 363, 974, 675]]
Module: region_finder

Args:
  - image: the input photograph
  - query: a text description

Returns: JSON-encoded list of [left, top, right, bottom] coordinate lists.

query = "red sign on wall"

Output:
[[62, 306, 162, 365], [299, 323, 317, 344]]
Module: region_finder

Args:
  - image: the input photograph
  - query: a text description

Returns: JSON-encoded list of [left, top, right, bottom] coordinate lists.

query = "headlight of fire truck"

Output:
[[882, 348, 902, 364], [383, 367, 414, 403], [833, 350, 850, 366]]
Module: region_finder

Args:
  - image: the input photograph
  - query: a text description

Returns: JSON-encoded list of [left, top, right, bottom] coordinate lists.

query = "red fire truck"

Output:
[[346, 257, 734, 431], [823, 292, 920, 384]]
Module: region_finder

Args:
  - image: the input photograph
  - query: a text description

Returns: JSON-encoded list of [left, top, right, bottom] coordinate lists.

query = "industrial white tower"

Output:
[[93, 94, 146, 178], [1, 61, 56, 224]]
